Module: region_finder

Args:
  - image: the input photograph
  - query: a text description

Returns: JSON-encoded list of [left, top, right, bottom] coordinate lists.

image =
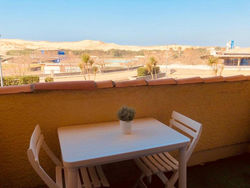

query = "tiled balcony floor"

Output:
[[103, 153, 250, 188], [36, 153, 250, 188], [185, 153, 250, 188]]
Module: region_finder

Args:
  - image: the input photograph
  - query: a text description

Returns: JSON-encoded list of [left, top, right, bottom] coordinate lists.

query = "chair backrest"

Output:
[[169, 111, 202, 162], [27, 125, 62, 188]]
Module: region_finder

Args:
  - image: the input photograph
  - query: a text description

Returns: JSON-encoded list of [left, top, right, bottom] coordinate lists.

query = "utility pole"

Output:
[[0, 57, 3, 87], [0, 34, 3, 87], [0, 56, 3, 87]]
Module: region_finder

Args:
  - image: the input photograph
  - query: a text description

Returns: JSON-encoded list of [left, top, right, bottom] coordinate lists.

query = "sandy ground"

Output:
[[52, 68, 250, 82]]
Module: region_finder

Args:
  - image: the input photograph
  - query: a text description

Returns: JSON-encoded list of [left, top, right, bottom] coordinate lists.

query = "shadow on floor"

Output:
[[103, 153, 250, 188], [34, 153, 250, 188]]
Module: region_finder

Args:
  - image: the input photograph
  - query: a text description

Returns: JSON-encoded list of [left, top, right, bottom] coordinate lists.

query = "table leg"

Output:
[[179, 146, 187, 188], [65, 167, 78, 188]]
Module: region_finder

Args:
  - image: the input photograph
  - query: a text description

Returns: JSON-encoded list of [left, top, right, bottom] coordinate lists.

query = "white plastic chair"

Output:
[[27, 125, 110, 188], [134, 111, 202, 188]]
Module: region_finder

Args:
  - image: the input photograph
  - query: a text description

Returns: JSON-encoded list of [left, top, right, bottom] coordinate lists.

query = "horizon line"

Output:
[[0, 38, 229, 48]]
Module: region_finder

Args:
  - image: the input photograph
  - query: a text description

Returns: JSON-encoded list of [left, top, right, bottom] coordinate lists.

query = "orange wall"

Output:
[[0, 81, 249, 187]]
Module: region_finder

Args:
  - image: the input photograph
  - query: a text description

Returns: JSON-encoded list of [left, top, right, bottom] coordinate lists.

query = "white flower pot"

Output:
[[120, 120, 132, 134]]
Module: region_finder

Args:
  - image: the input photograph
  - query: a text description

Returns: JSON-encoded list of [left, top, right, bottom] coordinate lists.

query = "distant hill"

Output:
[[0, 39, 202, 54]]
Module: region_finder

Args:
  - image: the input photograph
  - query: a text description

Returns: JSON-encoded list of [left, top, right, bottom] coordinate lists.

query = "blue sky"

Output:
[[0, 0, 250, 46]]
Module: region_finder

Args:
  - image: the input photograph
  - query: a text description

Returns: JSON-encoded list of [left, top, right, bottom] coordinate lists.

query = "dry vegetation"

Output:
[[1, 48, 211, 76], [0, 39, 214, 77]]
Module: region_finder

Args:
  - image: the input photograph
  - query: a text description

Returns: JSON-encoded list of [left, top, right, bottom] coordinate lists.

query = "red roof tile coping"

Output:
[[0, 85, 32, 95], [176, 77, 204, 84], [224, 75, 247, 82], [95, 80, 114, 89], [147, 78, 177, 86], [203, 76, 225, 83], [115, 79, 147, 88], [34, 81, 96, 91], [0, 75, 248, 95]]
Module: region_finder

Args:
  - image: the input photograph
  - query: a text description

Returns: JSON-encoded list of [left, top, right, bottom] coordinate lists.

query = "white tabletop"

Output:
[[58, 118, 190, 168]]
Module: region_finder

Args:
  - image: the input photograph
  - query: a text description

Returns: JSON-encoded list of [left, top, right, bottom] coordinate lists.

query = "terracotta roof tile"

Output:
[[224, 75, 247, 82], [115, 79, 147, 88], [147, 78, 177, 86], [0, 85, 32, 95], [176, 77, 204, 84], [96, 80, 114, 89], [203, 76, 225, 83], [34, 81, 96, 91]]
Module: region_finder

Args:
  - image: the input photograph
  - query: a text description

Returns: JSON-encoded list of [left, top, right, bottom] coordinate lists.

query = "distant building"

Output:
[[211, 41, 250, 66], [226, 40, 235, 51], [41, 63, 81, 74], [42, 63, 61, 74], [214, 48, 250, 66]]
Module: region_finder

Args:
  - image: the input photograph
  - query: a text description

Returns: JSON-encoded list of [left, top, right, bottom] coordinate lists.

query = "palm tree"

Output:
[[79, 54, 95, 80], [88, 59, 95, 79], [146, 62, 153, 79], [92, 66, 98, 80], [78, 54, 89, 80], [208, 56, 219, 75], [146, 57, 158, 79]]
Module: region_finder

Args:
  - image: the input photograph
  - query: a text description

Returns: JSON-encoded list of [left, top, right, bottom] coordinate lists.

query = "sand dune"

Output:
[[0, 39, 201, 53]]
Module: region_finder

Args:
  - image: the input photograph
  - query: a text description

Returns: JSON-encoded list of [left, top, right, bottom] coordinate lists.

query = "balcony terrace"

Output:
[[0, 75, 249, 188]]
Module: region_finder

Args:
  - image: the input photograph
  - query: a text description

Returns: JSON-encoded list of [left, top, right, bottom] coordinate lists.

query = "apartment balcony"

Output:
[[0, 75, 249, 188]]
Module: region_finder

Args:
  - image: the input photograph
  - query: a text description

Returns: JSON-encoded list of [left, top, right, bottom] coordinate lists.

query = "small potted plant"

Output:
[[117, 106, 135, 134]]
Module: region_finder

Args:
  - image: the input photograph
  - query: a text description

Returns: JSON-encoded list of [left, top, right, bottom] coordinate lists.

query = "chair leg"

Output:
[[157, 172, 169, 185], [166, 171, 178, 188], [148, 176, 152, 184], [77, 172, 82, 188], [134, 175, 148, 188], [139, 178, 148, 188]]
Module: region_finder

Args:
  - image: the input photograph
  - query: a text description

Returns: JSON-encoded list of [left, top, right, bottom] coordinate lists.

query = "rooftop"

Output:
[[228, 48, 250, 54]]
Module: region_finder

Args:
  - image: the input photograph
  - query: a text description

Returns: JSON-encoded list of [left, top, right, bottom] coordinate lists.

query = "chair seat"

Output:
[[80, 166, 110, 188], [135, 152, 179, 177], [56, 165, 109, 188], [28, 125, 110, 188], [134, 111, 202, 187]]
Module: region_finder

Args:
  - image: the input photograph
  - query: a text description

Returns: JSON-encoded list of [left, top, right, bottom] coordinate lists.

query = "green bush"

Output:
[[45, 77, 54, 82], [3, 76, 39, 86], [137, 66, 160, 77], [137, 67, 149, 76], [20, 75, 40, 84], [3, 77, 21, 86]]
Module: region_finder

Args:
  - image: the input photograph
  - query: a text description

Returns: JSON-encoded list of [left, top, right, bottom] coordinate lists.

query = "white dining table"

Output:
[[58, 118, 190, 188]]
